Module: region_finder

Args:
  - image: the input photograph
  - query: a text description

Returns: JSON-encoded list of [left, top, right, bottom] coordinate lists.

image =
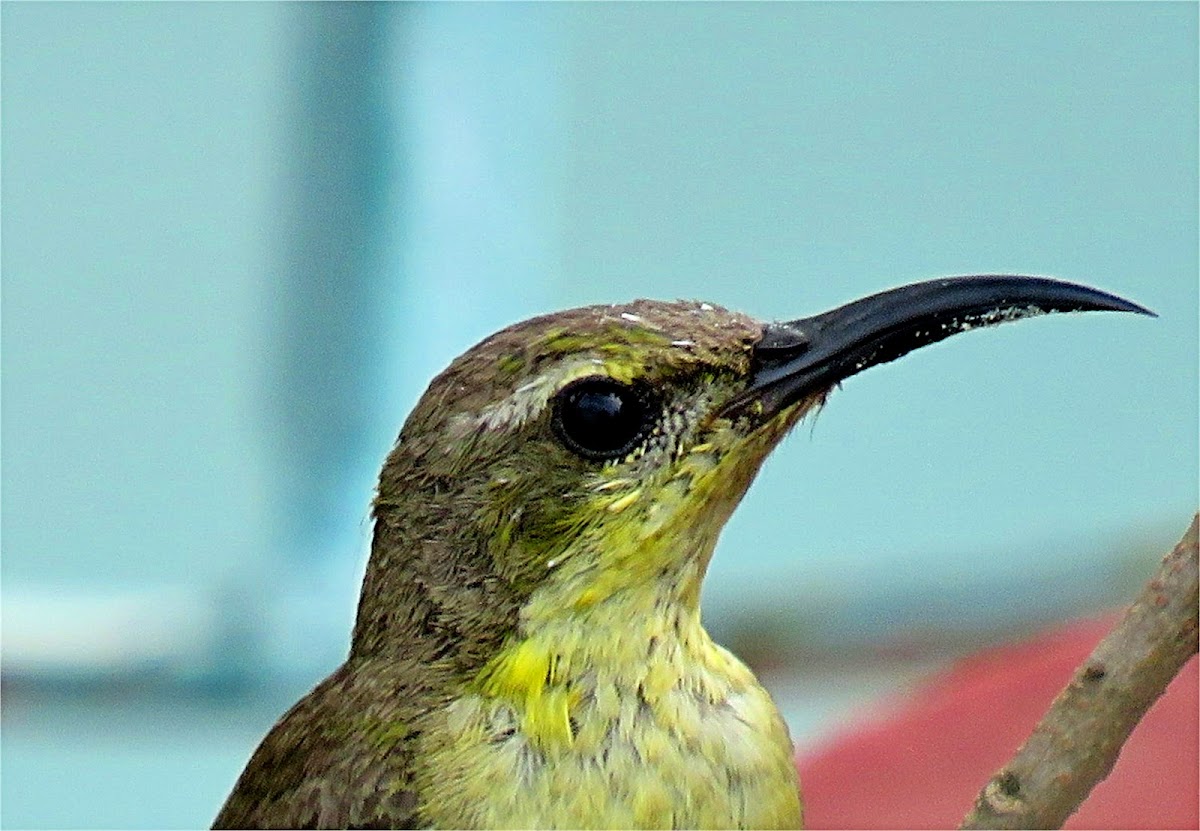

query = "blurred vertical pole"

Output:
[[269, 3, 396, 566], [257, 3, 399, 679]]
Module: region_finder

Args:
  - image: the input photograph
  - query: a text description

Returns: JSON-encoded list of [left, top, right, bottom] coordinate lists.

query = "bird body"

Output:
[[417, 603, 800, 828], [214, 277, 1148, 830]]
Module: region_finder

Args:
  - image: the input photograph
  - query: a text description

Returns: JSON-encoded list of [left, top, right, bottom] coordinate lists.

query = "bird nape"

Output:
[[214, 275, 1151, 830]]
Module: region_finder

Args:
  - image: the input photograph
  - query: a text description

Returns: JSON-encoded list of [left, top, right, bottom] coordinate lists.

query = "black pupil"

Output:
[[555, 380, 648, 459]]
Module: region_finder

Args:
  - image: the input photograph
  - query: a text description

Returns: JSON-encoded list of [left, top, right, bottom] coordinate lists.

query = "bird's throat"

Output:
[[416, 587, 803, 828]]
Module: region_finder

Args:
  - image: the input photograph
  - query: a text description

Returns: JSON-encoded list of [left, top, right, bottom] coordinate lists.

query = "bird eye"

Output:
[[551, 378, 652, 461]]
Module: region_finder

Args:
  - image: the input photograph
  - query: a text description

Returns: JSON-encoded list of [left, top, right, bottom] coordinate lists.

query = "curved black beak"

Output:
[[726, 275, 1153, 421]]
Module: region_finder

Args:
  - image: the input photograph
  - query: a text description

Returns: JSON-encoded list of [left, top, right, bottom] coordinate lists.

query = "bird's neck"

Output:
[[405, 527, 802, 828], [468, 498, 734, 694], [415, 557, 801, 830], [465, 543, 750, 738]]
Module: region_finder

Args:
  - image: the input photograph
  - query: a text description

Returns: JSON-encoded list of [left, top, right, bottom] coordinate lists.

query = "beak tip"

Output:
[[1086, 286, 1155, 318], [1108, 297, 1156, 318]]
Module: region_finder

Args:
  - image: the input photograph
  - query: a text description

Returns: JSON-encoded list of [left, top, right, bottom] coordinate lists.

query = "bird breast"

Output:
[[412, 621, 803, 829]]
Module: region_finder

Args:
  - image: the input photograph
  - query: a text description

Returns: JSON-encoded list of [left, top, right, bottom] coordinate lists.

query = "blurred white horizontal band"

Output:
[[0, 567, 358, 683], [1, 587, 220, 674]]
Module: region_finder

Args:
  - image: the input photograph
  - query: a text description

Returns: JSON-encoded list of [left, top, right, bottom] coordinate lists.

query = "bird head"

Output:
[[355, 276, 1149, 667]]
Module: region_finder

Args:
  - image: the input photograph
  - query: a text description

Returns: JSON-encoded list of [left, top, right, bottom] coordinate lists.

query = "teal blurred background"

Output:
[[2, 3, 1196, 827]]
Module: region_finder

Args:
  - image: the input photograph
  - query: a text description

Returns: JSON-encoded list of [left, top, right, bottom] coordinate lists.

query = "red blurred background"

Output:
[[797, 614, 1199, 830]]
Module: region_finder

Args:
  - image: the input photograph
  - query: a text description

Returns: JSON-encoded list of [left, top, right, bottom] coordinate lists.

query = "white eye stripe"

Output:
[[474, 362, 615, 432]]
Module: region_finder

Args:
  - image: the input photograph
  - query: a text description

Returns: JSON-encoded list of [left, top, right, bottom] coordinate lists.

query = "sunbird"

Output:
[[214, 275, 1149, 829]]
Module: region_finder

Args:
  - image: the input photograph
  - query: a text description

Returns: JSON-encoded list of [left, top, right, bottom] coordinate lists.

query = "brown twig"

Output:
[[960, 514, 1199, 830]]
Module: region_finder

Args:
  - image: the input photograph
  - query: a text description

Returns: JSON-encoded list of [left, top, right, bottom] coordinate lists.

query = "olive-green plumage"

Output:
[[214, 278, 1148, 830]]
